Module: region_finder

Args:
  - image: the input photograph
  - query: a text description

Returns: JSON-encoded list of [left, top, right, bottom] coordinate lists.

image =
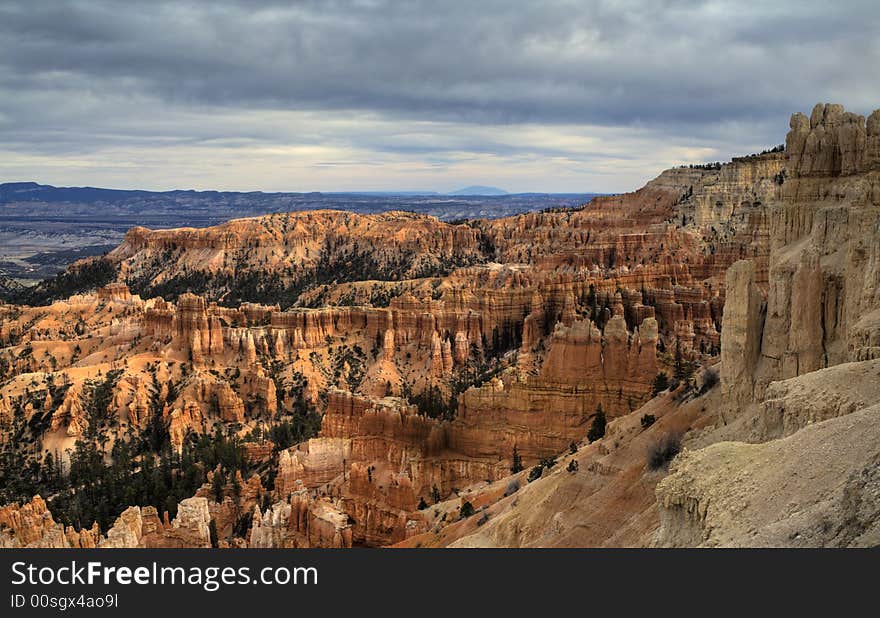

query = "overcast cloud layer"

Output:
[[1, 0, 878, 193]]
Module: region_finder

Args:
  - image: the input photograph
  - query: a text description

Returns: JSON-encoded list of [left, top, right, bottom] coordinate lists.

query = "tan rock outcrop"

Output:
[[752, 358, 880, 441], [720, 260, 765, 410], [655, 403, 880, 547], [250, 492, 353, 548], [723, 104, 880, 397], [0, 494, 213, 548], [50, 382, 87, 436], [786, 103, 877, 177], [0, 496, 99, 548]]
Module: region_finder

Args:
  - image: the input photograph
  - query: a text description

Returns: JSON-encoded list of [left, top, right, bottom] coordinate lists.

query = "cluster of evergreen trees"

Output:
[[0, 327, 326, 534], [408, 385, 457, 421], [3, 258, 117, 306], [0, 366, 253, 532], [49, 430, 247, 531], [127, 232, 490, 310]]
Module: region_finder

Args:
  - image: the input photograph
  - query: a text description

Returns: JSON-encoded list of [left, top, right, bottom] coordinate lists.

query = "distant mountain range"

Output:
[[447, 185, 507, 196], [0, 181, 515, 201], [0, 182, 602, 222]]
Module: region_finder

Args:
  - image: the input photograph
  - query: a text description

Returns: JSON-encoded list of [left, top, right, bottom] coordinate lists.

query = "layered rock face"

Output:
[[452, 315, 658, 462], [250, 494, 353, 549], [786, 104, 880, 176], [98, 497, 212, 548], [266, 306, 659, 545], [264, 306, 657, 546], [721, 104, 880, 405], [112, 210, 487, 307], [272, 391, 439, 545], [649, 152, 784, 228], [538, 315, 657, 407], [719, 260, 764, 409]]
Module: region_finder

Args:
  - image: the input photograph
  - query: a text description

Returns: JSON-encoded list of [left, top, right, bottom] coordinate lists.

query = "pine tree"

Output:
[[652, 371, 670, 396], [212, 468, 226, 503], [230, 471, 242, 518], [673, 341, 694, 382], [209, 519, 219, 548], [587, 404, 606, 443], [510, 445, 524, 473], [43, 451, 56, 491]]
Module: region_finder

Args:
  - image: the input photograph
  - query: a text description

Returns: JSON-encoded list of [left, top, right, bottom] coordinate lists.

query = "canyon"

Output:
[[1, 103, 878, 548]]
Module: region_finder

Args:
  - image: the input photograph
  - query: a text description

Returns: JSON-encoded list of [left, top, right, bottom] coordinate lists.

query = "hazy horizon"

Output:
[[0, 179, 599, 196]]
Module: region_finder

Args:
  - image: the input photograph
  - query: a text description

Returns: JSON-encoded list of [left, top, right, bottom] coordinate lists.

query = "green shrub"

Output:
[[528, 465, 544, 483]]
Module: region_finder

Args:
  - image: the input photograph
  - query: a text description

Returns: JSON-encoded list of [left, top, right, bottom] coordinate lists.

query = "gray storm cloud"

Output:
[[0, 0, 877, 192]]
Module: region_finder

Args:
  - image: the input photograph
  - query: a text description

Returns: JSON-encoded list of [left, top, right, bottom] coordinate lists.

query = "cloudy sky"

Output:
[[0, 0, 878, 193]]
